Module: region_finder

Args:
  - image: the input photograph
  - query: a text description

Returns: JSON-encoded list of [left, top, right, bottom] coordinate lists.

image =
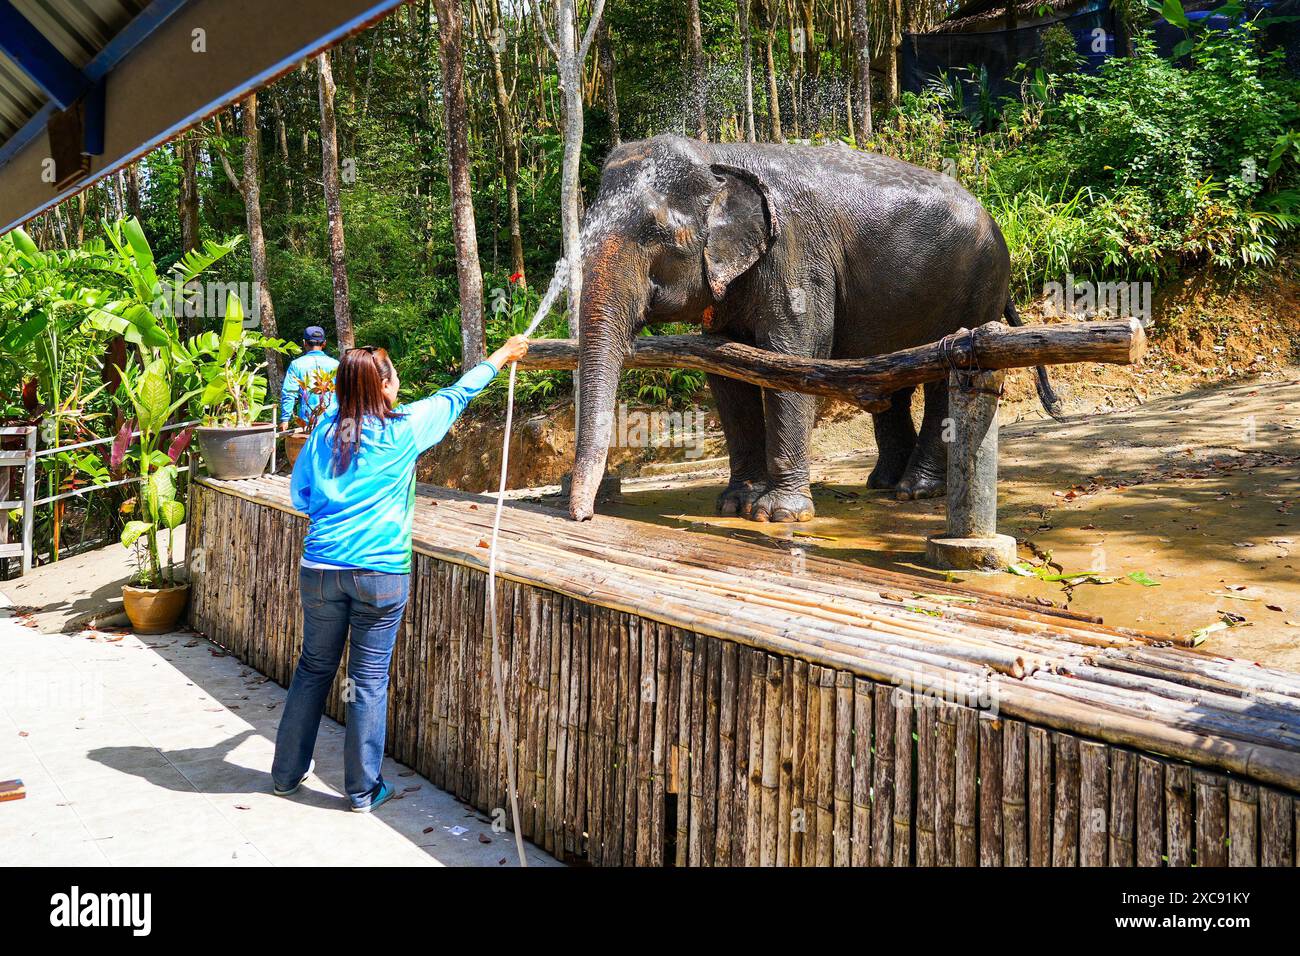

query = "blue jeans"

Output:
[[272, 567, 410, 808]]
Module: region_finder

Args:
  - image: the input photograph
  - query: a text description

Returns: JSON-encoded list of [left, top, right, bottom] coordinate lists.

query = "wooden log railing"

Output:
[[517, 318, 1146, 413], [519, 318, 1147, 569]]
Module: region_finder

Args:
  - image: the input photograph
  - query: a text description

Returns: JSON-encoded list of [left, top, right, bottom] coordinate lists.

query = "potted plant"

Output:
[[187, 294, 297, 479], [114, 358, 196, 634], [284, 367, 336, 468]]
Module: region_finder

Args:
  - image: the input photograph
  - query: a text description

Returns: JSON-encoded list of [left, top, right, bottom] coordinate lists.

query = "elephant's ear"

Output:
[[703, 163, 777, 301]]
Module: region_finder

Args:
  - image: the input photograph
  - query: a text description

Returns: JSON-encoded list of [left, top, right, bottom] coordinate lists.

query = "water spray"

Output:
[[484, 259, 568, 868]]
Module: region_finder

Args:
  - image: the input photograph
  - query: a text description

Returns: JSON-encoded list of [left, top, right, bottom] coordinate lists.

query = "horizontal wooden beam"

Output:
[[518, 319, 1147, 412]]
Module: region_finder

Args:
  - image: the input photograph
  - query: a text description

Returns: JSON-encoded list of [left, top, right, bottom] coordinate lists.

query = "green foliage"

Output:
[[114, 358, 196, 587], [178, 294, 298, 426], [880, 19, 1300, 297]]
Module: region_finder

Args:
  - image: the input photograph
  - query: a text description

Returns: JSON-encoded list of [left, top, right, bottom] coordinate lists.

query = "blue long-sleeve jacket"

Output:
[[280, 350, 340, 423], [290, 361, 498, 573]]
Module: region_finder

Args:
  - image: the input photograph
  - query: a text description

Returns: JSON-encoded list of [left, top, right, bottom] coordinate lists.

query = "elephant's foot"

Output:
[[717, 479, 768, 517], [895, 467, 946, 501], [867, 456, 909, 490], [751, 487, 816, 523]]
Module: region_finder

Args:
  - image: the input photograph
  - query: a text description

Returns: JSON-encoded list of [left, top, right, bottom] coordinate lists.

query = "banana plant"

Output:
[[81, 216, 242, 371], [115, 358, 199, 588], [177, 294, 297, 427]]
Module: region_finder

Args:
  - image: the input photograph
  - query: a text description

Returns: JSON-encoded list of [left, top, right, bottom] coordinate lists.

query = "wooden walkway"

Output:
[[190, 476, 1300, 866]]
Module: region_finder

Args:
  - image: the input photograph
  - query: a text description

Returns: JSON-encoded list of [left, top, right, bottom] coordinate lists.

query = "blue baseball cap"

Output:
[[303, 326, 327, 345]]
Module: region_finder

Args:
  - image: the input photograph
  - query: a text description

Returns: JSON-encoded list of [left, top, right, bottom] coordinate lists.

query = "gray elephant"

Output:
[[567, 134, 1057, 522]]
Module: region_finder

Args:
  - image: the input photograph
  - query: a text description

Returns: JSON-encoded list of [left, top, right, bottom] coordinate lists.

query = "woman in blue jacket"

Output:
[[272, 335, 530, 811]]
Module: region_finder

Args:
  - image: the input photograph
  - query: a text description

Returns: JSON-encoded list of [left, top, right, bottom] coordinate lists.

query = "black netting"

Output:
[[901, 2, 1117, 113], [902, 0, 1300, 120]]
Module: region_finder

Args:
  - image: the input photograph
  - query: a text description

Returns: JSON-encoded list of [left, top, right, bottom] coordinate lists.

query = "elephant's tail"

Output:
[[1003, 299, 1067, 420]]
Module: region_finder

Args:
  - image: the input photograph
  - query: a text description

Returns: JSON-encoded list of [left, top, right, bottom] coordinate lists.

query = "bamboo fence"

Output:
[[189, 477, 1300, 867]]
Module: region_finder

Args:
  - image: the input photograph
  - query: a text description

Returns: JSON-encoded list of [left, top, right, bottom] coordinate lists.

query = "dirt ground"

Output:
[[420, 258, 1300, 668]]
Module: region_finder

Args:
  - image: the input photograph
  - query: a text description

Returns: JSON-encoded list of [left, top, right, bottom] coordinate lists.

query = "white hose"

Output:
[[484, 309, 550, 868]]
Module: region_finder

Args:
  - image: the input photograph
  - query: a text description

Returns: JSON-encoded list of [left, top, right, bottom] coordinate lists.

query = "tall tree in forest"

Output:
[[755, 0, 783, 141], [541, 0, 606, 424], [881, 0, 901, 114], [124, 162, 142, 221], [317, 50, 354, 350], [216, 96, 285, 398], [740, 0, 756, 142], [850, 0, 872, 141], [596, 17, 621, 146], [474, 0, 527, 289], [686, 0, 707, 139], [436, 0, 487, 367], [176, 134, 201, 254]]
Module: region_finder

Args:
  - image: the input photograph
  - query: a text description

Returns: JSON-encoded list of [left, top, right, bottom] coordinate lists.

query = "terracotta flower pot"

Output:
[[122, 583, 190, 635], [285, 429, 309, 468], [196, 424, 275, 480]]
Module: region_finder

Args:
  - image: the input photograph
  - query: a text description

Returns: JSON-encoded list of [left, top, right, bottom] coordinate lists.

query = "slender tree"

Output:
[[436, 0, 487, 368], [596, 17, 621, 146], [740, 0, 756, 142], [541, 0, 606, 430], [882, 0, 901, 114], [686, 0, 707, 139], [851, 0, 872, 141], [317, 50, 354, 350], [756, 0, 783, 141], [241, 96, 284, 399], [474, 0, 527, 288], [214, 98, 284, 396]]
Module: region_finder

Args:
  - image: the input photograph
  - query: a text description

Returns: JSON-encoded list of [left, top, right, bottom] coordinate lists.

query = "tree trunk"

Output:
[[596, 17, 621, 146], [477, 0, 527, 288], [740, 0, 756, 142], [686, 0, 707, 139], [175, 134, 202, 337], [545, 0, 606, 435], [240, 94, 283, 400], [124, 162, 142, 221], [436, 0, 487, 368], [882, 0, 901, 114], [317, 51, 354, 350], [851, 0, 872, 141], [176, 135, 200, 253], [756, 0, 783, 141]]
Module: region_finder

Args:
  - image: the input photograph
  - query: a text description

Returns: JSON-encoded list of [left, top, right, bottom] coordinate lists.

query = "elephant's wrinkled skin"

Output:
[[568, 134, 1044, 523]]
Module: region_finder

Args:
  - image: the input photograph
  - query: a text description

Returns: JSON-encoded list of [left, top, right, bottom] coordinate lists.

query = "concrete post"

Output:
[[925, 369, 1017, 572]]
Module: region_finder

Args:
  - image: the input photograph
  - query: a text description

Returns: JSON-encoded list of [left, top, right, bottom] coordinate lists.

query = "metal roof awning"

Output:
[[0, 0, 409, 236]]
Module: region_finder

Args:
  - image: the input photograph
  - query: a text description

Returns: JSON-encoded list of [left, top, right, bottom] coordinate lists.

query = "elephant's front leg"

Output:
[[708, 374, 769, 517], [751, 389, 817, 522]]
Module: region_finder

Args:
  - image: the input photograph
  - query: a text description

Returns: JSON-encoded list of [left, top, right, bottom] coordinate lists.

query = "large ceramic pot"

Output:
[[196, 424, 275, 479], [122, 583, 190, 635], [284, 429, 308, 469]]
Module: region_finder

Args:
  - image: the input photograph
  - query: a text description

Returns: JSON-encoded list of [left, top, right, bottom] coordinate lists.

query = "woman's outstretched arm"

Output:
[[407, 335, 531, 453]]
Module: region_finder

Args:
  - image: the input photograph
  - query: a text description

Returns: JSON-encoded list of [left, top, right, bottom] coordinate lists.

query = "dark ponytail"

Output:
[[331, 346, 402, 475]]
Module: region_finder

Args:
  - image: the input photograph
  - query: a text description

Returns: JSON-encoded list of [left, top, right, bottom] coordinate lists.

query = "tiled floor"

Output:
[[0, 612, 558, 867]]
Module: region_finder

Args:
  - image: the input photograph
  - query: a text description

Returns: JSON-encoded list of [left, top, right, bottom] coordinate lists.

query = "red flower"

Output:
[[166, 426, 194, 463], [110, 419, 135, 470], [508, 271, 523, 284]]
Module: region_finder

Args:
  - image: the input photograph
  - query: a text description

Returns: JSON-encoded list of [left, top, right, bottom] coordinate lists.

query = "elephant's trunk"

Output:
[[568, 235, 646, 521]]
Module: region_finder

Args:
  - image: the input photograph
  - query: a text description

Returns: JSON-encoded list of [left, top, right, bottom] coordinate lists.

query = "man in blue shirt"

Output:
[[279, 326, 339, 425]]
